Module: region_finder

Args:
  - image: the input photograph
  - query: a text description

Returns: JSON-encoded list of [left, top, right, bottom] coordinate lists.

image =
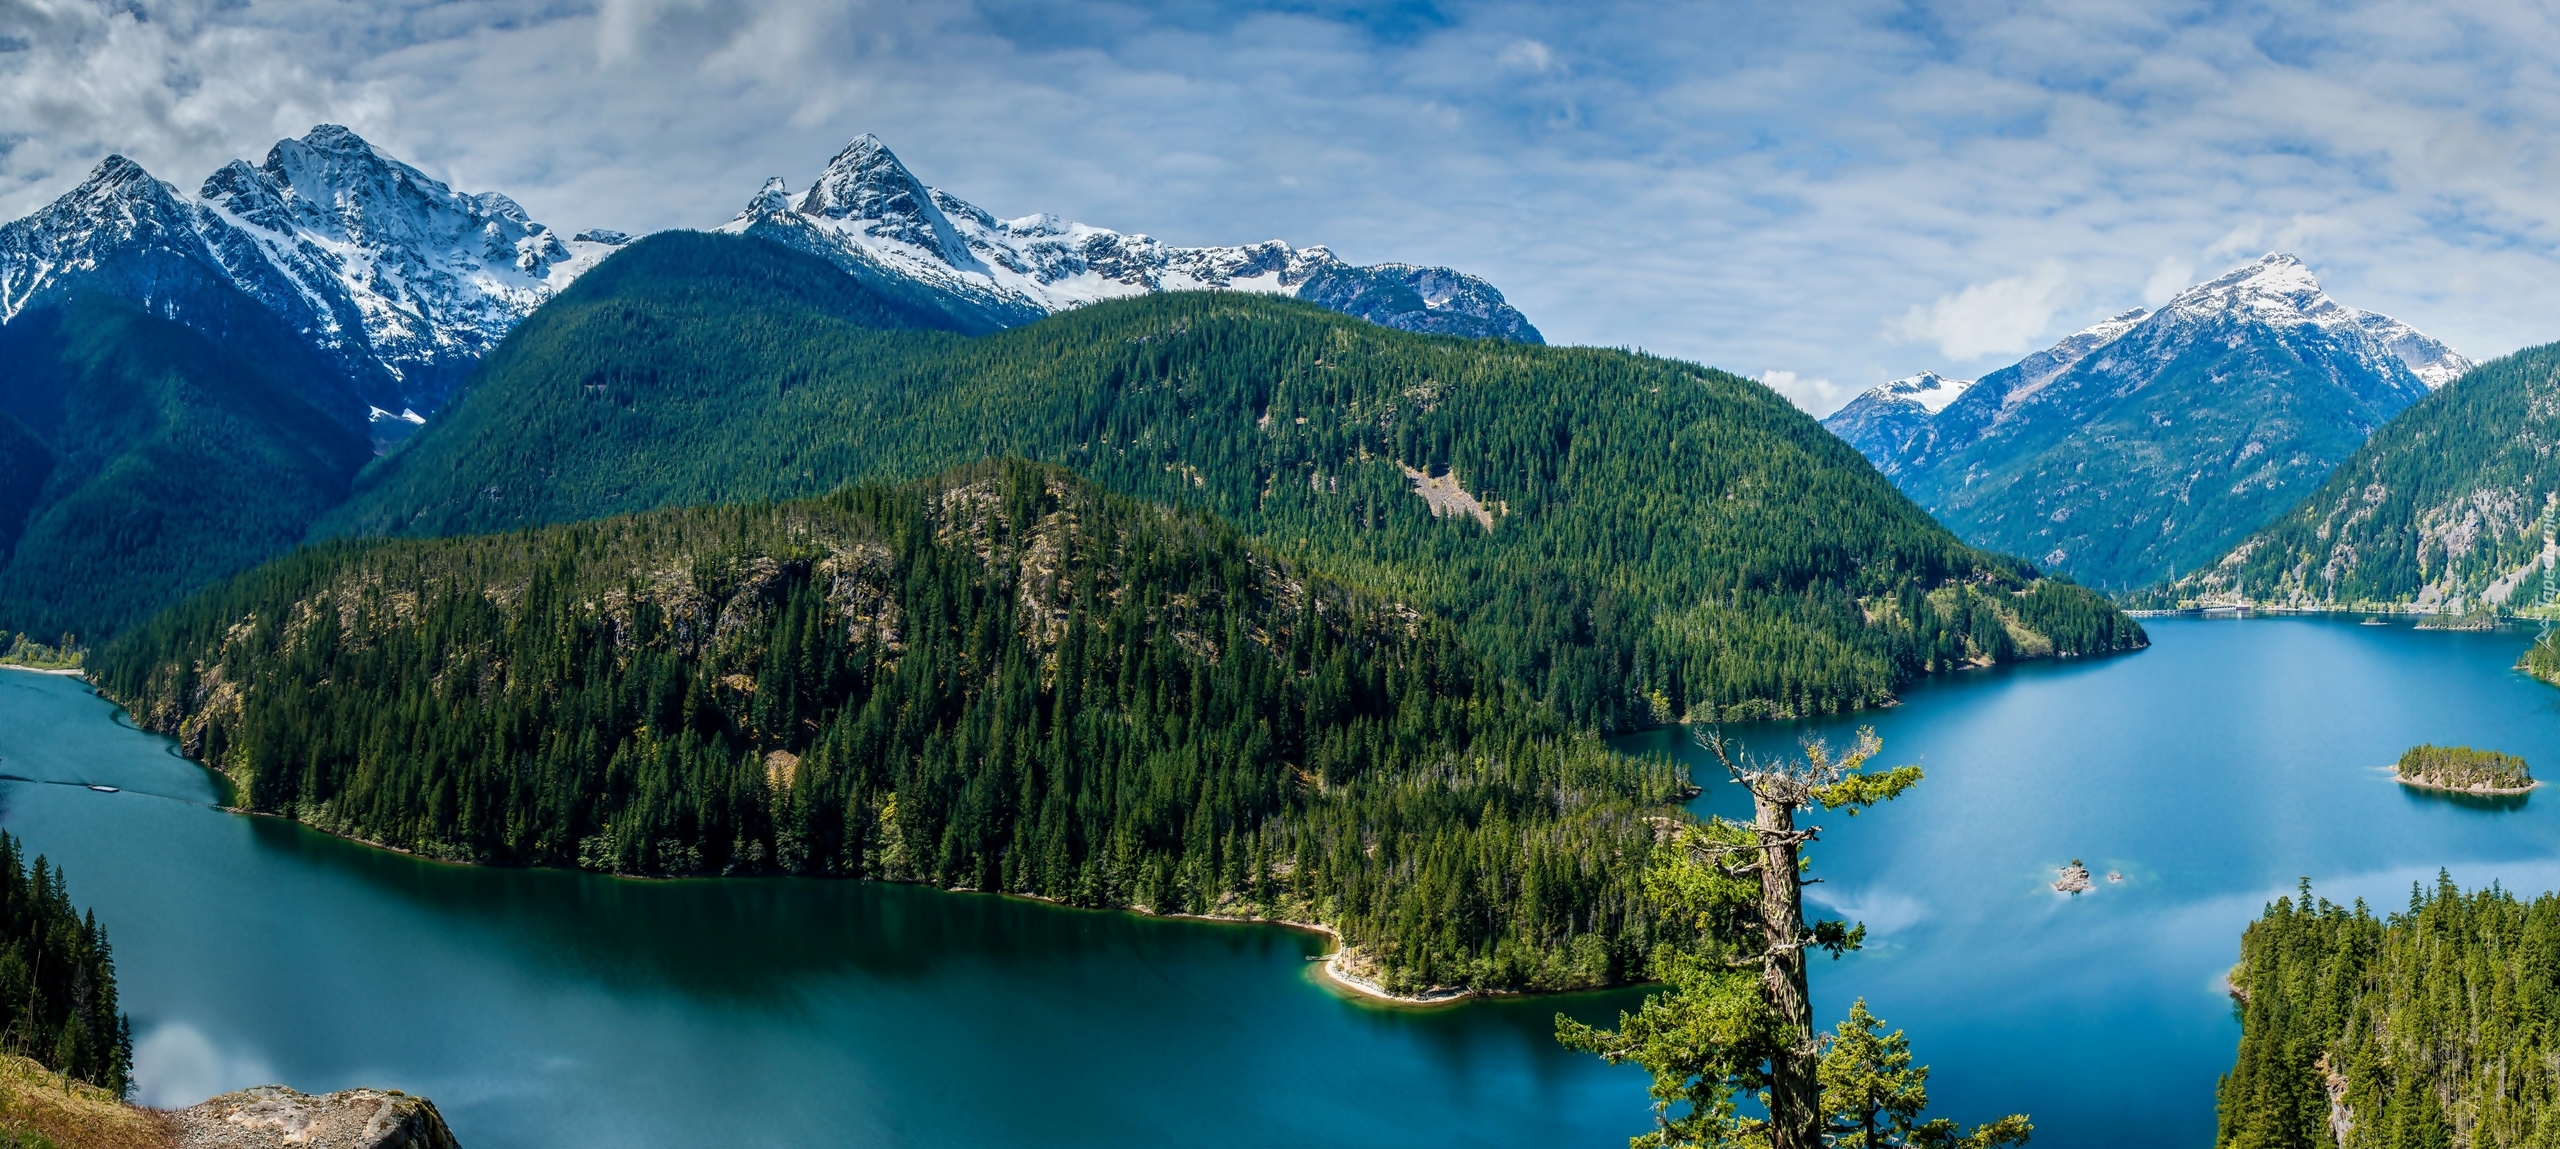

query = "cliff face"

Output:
[[175, 1085, 460, 1149]]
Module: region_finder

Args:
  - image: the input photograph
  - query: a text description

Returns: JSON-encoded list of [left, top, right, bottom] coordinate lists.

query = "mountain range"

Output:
[[0, 126, 1536, 434], [1823, 254, 2471, 590], [0, 126, 1542, 640], [723, 134, 1542, 342], [0, 126, 614, 429], [322, 230, 2140, 731]]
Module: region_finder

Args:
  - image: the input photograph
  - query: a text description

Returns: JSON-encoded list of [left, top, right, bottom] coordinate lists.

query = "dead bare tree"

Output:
[[1691, 725, 1917, 1149]]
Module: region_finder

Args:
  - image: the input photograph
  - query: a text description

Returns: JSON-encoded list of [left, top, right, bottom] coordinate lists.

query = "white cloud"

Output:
[[132, 1020, 275, 1108], [2142, 257, 2195, 306], [1757, 369, 1854, 413], [1888, 261, 2073, 363], [1496, 39, 1554, 73], [1, 0, 2557, 391]]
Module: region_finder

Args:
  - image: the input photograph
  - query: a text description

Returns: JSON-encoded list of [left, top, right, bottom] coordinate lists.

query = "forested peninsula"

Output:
[[98, 462, 1691, 993], [2219, 877, 2560, 1148], [321, 232, 2143, 731]]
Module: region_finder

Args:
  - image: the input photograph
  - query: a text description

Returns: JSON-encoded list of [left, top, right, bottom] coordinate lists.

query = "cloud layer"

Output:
[[5, 0, 2559, 414]]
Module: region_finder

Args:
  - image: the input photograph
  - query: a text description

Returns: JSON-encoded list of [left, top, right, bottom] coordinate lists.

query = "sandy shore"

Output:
[[0, 665, 85, 677], [2396, 774, 2539, 797], [1294, 926, 1476, 1007]]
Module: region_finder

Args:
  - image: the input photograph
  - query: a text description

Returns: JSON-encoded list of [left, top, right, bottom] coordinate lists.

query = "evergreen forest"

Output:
[[98, 461, 1696, 992], [2394, 744, 2532, 791], [0, 833, 129, 1096], [2219, 877, 2560, 1149], [0, 293, 372, 642], [320, 231, 2142, 731]]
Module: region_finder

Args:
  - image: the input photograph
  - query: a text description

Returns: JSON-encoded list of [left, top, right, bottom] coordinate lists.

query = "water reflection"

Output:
[[2395, 782, 2535, 812]]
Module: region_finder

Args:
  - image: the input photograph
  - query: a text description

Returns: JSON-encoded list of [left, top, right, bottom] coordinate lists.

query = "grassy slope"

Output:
[[326, 232, 2141, 730], [0, 1052, 167, 1149]]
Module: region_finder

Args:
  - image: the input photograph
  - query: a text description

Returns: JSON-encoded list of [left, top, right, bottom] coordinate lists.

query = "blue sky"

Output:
[[4, 0, 2557, 413]]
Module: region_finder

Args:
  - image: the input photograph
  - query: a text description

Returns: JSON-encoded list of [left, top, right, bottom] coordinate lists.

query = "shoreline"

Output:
[[0, 665, 85, 677], [74, 677, 1581, 1010], [2130, 603, 2547, 628], [2395, 774, 2539, 797]]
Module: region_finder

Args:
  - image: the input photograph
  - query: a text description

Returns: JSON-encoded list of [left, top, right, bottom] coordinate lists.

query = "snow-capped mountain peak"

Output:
[[1825, 252, 2472, 590], [1864, 371, 1974, 414], [2161, 253, 2471, 388], [720, 133, 1541, 342], [4, 127, 1543, 433], [0, 125, 618, 420], [797, 133, 977, 269]]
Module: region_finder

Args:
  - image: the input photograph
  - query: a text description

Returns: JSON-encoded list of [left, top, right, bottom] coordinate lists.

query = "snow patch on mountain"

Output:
[[1999, 308, 2149, 414], [1864, 371, 1974, 414], [2154, 254, 2472, 389]]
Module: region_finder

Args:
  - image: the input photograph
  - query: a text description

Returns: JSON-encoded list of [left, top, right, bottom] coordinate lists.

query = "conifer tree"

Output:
[[1559, 729, 2028, 1149]]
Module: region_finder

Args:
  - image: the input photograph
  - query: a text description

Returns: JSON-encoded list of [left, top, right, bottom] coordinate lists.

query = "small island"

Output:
[[2396, 744, 2536, 795], [2054, 859, 2093, 894]]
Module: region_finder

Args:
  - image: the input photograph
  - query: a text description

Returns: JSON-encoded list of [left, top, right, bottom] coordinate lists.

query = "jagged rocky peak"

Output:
[[214, 125, 572, 275], [802, 135, 924, 220], [41, 154, 195, 241], [1, 124, 618, 419], [724, 131, 1542, 342], [2157, 253, 2472, 387]]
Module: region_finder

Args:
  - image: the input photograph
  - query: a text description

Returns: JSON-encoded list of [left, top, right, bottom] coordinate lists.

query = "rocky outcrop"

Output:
[[175, 1086, 459, 1149]]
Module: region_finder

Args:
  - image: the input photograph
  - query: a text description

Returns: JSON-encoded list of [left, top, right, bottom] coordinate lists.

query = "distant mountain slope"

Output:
[[329, 231, 2141, 731], [1822, 255, 2470, 590], [0, 126, 615, 423], [2170, 340, 2560, 612], [722, 134, 1541, 342], [0, 293, 371, 639], [1820, 371, 1973, 482]]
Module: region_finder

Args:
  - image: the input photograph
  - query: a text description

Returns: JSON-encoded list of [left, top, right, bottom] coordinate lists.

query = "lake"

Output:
[[4, 616, 2557, 1146]]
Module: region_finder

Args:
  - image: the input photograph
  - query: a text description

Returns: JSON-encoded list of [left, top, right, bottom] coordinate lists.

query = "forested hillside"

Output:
[[0, 293, 373, 641], [2172, 341, 2560, 613], [2218, 877, 2560, 1148], [327, 232, 2142, 730], [0, 833, 130, 1095], [99, 461, 1692, 992]]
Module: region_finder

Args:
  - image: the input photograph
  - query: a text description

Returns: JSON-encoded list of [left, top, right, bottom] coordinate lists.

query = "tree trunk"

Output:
[[1754, 789, 1821, 1149]]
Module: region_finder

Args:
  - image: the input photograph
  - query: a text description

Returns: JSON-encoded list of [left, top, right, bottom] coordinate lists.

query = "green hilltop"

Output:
[[324, 231, 2141, 731]]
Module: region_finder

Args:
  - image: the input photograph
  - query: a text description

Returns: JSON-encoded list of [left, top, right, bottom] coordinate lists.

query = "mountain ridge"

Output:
[[0, 127, 1541, 434], [721, 133, 1542, 342], [0, 126, 615, 424]]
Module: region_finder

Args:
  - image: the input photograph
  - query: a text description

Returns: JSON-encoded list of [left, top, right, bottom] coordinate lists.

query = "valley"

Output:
[[1827, 255, 2470, 592], [11, 618, 2559, 1147], [0, 53, 2550, 1145]]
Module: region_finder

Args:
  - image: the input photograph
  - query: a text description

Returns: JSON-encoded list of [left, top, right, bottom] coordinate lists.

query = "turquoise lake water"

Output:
[[2, 616, 2556, 1146]]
